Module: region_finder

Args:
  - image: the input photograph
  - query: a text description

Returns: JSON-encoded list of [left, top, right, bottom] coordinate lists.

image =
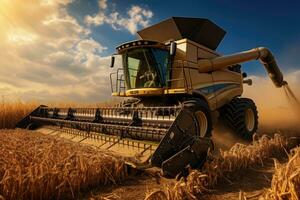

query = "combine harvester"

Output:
[[17, 17, 290, 177]]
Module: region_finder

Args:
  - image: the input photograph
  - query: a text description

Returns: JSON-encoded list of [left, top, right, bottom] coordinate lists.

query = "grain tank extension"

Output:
[[17, 17, 287, 177]]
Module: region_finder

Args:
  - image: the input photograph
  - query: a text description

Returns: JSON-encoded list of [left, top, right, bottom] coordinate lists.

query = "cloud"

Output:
[[0, 0, 114, 103], [85, 4, 153, 34], [85, 13, 105, 26], [98, 0, 107, 10], [41, 0, 73, 6], [76, 39, 107, 54]]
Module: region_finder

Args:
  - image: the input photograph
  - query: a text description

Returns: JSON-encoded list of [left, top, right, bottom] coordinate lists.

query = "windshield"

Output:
[[123, 48, 169, 89]]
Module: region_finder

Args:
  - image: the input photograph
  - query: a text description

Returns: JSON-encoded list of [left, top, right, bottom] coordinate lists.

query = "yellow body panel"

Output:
[[212, 69, 243, 108], [112, 92, 126, 97], [164, 88, 186, 94], [125, 88, 164, 96], [112, 38, 244, 111], [167, 39, 242, 110]]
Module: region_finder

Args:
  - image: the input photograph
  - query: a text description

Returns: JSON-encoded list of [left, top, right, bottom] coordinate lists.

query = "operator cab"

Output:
[[111, 40, 172, 96], [124, 47, 169, 88]]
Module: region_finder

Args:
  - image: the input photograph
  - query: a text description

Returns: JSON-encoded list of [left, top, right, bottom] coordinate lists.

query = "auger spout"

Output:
[[197, 47, 286, 87]]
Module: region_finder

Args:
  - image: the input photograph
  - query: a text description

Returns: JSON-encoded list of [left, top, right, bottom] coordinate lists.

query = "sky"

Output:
[[0, 0, 299, 103]]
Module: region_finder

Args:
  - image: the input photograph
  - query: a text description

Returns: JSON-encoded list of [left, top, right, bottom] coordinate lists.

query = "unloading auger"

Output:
[[17, 17, 288, 177]]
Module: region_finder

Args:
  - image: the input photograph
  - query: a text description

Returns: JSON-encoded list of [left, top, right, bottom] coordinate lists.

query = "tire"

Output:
[[183, 99, 213, 138], [221, 98, 258, 140]]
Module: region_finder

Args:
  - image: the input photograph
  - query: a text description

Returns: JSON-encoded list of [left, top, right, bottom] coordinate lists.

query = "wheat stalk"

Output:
[[261, 147, 300, 200]]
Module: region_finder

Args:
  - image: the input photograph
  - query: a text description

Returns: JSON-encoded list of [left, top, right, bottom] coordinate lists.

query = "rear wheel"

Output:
[[183, 99, 212, 138], [221, 98, 258, 140]]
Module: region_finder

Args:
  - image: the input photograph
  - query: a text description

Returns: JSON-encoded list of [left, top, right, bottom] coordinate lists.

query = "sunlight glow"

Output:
[[7, 29, 37, 44]]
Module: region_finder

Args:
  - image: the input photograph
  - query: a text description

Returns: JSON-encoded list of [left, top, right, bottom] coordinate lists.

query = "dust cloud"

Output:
[[243, 73, 300, 133], [212, 124, 249, 153]]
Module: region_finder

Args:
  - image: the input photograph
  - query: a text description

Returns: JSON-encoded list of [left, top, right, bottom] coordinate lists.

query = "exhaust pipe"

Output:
[[243, 79, 252, 86]]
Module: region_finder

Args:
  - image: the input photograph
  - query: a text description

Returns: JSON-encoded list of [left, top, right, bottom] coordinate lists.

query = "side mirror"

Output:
[[110, 56, 115, 68], [170, 41, 177, 56]]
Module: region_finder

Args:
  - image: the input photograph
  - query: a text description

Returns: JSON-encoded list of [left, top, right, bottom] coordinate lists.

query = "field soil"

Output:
[[86, 162, 275, 200]]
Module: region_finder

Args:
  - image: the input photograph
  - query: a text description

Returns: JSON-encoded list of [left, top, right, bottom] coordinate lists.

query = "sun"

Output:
[[0, 0, 38, 44]]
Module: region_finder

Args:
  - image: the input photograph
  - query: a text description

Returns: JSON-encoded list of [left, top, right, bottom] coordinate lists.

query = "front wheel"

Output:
[[221, 98, 258, 140], [183, 99, 213, 138]]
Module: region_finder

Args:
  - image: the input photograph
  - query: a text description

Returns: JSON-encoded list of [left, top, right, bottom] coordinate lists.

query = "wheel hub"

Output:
[[195, 111, 208, 137], [245, 108, 255, 132]]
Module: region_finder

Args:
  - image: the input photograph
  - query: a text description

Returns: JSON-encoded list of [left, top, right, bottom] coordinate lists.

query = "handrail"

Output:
[[110, 60, 196, 94]]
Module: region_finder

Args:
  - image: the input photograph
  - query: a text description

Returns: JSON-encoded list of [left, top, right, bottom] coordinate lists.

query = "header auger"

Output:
[[17, 17, 287, 177]]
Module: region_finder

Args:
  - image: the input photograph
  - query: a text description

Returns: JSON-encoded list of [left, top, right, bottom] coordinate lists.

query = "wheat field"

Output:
[[0, 100, 121, 129], [0, 130, 127, 200], [0, 102, 37, 129]]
